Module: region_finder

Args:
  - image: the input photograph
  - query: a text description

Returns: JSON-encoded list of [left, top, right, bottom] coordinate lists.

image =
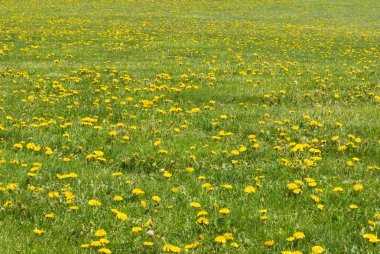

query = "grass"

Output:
[[0, 0, 379, 253]]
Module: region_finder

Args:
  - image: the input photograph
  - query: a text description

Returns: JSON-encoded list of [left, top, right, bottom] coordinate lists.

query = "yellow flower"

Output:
[[333, 187, 344, 192], [287, 183, 298, 190], [215, 235, 227, 244], [317, 204, 325, 210], [185, 241, 200, 250], [202, 183, 214, 190], [244, 185, 256, 193], [151, 195, 162, 203], [293, 188, 302, 195], [221, 184, 233, 189], [353, 183, 363, 191], [131, 227, 142, 233], [48, 191, 59, 198], [69, 205, 79, 211], [143, 241, 154, 246], [312, 245, 324, 254], [132, 188, 145, 195], [230, 242, 239, 248], [293, 231, 305, 239], [219, 207, 230, 214], [224, 233, 234, 241], [98, 248, 112, 254], [108, 130, 118, 136], [231, 150, 240, 155], [44, 213, 55, 219], [100, 238, 110, 244], [162, 244, 181, 253], [190, 202, 201, 208], [14, 143, 23, 149], [349, 204, 358, 209], [33, 229, 46, 235], [88, 199, 102, 206], [363, 233, 380, 243], [264, 240, 275, 246], [113, 195, 123, 201], [95, 229, 106, 237], [116, 212, 128, 221], [196, 217, 209, 225], [197, 210, 208, 217]]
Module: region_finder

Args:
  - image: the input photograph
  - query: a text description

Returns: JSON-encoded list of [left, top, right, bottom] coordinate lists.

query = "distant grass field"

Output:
[[0, 0, 379, 253]]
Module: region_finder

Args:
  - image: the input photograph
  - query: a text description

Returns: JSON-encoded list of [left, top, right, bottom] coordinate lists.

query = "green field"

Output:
[[0, 0, 379, 253]]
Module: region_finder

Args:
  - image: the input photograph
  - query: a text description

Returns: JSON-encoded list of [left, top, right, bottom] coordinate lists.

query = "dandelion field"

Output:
[[0, 0, 379, 253]]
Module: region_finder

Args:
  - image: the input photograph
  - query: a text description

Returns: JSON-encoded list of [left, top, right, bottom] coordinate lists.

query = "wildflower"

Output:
[[113, 195, 123, 201], [349, 204, 358, 209], [48, 191, 59, 198], [95, 229, 106, 237], [98, 248, 112, 254], [131, 227, 142, 233], [151, 195, 162, 203], [244, 185, 256, 193], [108, 130, 118, 136], [312, 246, 325, 253], [317, 204, 325, 210], [190, 202, 201, 208], [69, 206, 79, 211], [100, 238, 109, 244], [88, 199, 102, 206], [162, 244, 181, 253], [230, 242, 239, 248], [185, 241, 200, 250], [363, 233, 379, 243], [293, 231, 305, 239], [197, 210, 208, 217], [264, 240, 275, 246], [196, 217, 209, 225], [33, 229, 46, 235], [219, 208, 230, 214], [44, 213, 55, 219], [116, 212, 128, 221], [132, 188, 145, 195], [215, 235, 227, 244]]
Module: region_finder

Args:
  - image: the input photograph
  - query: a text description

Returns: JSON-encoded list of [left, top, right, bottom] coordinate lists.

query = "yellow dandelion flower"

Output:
[[131, 227, 142, 233], [190, 202, 201, 208], [215, 235, 227, 244], [151, 195, 162, 203], [264, 240, 275, 246], [353, 183, 363, 191], [113, 195, 123, 201], [293, 231, 305, 239], [95, 229, 106, 237], [116, 212, 128, 221], [219, 207, 230, 214], [132, 188, 145, 195], [244, 185, 256, 193], [33, 229, 46, 235], [98, 248, 112, 254], [88, 199, 102, 206], [312, 245, 324, 254]]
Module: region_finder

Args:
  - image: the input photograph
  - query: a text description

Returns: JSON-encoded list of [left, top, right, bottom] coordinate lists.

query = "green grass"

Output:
[[0, 0, 379, 253]]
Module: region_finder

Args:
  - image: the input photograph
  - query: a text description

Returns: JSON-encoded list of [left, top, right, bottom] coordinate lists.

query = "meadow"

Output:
[[0, 0, 379, 253]]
